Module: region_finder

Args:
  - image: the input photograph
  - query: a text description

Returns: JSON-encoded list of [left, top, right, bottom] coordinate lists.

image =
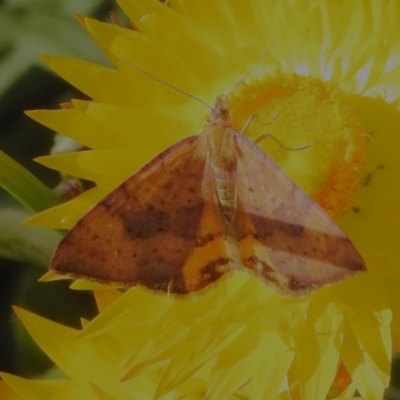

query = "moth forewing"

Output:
[[51, 96, 366, 295]]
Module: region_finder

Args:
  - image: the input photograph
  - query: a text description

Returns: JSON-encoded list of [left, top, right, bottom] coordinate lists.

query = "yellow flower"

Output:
[[2, 0, 400, 398]]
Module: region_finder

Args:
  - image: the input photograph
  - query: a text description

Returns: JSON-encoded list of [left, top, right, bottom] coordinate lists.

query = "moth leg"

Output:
[[255, 132, 315, 152], [239, 114, 256, 135], [240, 113, 278, 136], [239, 113, 314, 153], [253, 113, 279, 127]]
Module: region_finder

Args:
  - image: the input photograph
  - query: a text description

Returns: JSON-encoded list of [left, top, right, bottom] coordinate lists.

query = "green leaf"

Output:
[[0, 149, 60, 212], [0, 0, 111, 99], [0, 208, 61, 269]]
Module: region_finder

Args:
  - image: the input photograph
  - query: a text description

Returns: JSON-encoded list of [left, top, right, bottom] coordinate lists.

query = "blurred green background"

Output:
[[0, 0, 400, 398], [0, 0, 125, 378]]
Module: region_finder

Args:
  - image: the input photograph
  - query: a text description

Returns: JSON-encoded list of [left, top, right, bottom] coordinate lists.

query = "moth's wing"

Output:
[[232, 132, 366, 294], [51, 136, 240, 294]]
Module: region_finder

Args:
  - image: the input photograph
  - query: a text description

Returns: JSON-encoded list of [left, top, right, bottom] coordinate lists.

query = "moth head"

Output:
[[210, 95, 230, 120]]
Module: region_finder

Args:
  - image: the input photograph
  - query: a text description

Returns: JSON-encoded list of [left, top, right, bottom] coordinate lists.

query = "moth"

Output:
[[50, 95, 366, 295]]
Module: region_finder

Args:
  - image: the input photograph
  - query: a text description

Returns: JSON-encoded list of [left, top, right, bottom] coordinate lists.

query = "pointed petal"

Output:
[[93, 290, 122, 312], [40, 55, 140, 106], [0, 374, 90, 400], [289, 292, 343, 400], [26, 109, 123, 150], [25, 188, 106, 228]]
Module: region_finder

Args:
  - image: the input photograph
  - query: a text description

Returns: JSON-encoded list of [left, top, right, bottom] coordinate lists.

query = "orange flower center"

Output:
[[229, 73, 367, 219]]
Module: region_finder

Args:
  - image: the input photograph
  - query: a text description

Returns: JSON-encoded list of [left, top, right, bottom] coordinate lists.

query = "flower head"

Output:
[[3, 0, 400, 398]]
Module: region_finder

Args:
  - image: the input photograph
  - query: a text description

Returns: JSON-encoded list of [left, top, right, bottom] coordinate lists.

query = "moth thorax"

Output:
[[211, 163, 236, 221]]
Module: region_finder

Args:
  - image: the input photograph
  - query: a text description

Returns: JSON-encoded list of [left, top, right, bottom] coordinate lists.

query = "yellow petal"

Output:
[[39, 271, 70, 282], [13, 307, 80, 380], [40, 55, 142, 107], [0, 373, 91, 400], [84, 102, 191, 148], [69, 280, 118, 291], [35, 152, 99, 181], [25, 188, 106, 228], [93, 290, 122, 311], [26, 109, 124, 149], [289, 291, 342, 400], [0, 379, 22, 400], [78, 17, 126, 66]]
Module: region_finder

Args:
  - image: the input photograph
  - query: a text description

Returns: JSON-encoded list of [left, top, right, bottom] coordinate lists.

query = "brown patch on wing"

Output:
[[232, 133, 366, 294], [51, 136, 240, 294]]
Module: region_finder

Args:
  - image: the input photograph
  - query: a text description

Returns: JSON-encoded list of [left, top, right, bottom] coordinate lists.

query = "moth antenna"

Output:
[[122, 58, 213, 110], [225, 35, 277, 99]]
